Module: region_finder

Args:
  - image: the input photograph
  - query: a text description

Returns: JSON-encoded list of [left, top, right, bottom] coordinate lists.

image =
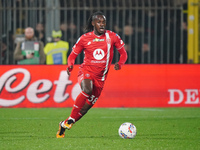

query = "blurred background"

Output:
[[0, 0, 199, 65]]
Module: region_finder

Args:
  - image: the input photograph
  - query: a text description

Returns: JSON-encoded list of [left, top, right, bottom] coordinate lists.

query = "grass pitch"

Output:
[[0, 108, 200, 150]]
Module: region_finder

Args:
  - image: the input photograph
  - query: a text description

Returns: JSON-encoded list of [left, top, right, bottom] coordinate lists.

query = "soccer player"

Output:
[[56, 11, 128, 138]]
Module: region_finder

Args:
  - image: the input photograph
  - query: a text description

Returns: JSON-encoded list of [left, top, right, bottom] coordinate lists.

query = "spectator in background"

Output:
[[0, 36, 7, 64], [138, 36, 154, 64], [44, 30, 69, 65], [60, 22, 68, 41], [123, 24, 135, 63], [14, 27, 45, 64], [35, 23, 45, 43], [67, 22, 78, 48], [14, 28, 25, 44], [113, 23, 122, 36], [0, 34, 15, 64], [141, 41, 150, 63]]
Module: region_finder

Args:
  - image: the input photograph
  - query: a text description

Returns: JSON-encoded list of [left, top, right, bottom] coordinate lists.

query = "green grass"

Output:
[[0, 108, 200, 150]]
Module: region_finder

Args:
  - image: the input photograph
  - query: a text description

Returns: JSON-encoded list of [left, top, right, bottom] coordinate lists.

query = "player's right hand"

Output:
[[67, 65, 73, 75]]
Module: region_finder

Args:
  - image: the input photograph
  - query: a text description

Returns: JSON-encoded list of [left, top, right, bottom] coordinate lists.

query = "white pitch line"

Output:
[[108, 108, 164, 111], [0, 117, 50, 120]]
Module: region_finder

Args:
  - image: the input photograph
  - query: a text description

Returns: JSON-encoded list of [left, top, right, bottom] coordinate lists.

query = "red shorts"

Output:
[[78, 70, 104, 106]]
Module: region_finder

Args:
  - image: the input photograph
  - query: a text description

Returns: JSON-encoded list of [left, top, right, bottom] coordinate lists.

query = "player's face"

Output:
[[92, 15, 106, 35]]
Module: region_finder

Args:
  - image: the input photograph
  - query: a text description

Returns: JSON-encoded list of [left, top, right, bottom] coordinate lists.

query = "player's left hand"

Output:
[[114, 62, 121, 70]]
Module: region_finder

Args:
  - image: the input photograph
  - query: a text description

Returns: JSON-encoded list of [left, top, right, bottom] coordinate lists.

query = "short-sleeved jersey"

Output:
[[72, 30, 124, 81]]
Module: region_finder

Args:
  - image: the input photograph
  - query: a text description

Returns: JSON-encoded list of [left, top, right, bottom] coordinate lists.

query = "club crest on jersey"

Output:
[[85, 74, 90, 77], [93, 38, 105, 42], [93, 49, 105, 60]]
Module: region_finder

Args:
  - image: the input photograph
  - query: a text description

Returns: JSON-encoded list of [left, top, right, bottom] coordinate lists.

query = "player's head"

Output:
[[25, 27, 34, 40], [85, 11, 106, 35]]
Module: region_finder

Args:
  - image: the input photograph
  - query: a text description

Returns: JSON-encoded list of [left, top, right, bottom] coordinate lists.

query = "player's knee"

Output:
[[82, 87, 92, 95], [81, 83, 93, 95], [81, 79, 93, 95]]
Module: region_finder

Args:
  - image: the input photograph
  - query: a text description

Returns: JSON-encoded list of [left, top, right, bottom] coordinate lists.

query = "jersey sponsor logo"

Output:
[[93, 38, 105, 42], [93, 49, 105, 60], [91, 60, 106, 63]]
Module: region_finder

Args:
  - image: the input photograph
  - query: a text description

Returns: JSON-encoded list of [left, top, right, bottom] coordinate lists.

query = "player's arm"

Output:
[[114, 46, 127, 70], [67, 37, 83, 75], [67, 51, 78, 75]]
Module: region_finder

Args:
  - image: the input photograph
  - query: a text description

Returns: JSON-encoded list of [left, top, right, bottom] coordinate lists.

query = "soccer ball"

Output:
[[118, 122, 137, 139]]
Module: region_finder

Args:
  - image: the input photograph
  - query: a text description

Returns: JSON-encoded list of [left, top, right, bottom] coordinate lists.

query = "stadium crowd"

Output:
[[0, 0, 188, 64]]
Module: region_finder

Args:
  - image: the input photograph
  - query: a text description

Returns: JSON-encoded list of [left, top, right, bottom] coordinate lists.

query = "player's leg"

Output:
[[68, 78, 93, 122], [75, 101, 92, 122], [56, 79, 93, 138], [73, 78, 104, 121], [73, 80, 104, 122]]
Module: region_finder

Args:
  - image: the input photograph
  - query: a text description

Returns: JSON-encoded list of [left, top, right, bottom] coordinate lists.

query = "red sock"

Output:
[[65, 91, 89, 123]]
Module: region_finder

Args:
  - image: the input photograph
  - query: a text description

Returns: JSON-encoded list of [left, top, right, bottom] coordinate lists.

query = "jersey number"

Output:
[[88, 95, 98, 105]]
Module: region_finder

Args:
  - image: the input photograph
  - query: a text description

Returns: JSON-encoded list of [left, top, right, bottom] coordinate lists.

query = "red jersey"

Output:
[[71, 30, 125, 81]]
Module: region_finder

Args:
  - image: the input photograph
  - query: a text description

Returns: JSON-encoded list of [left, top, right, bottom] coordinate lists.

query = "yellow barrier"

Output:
[[187, 0, 199, 63]]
